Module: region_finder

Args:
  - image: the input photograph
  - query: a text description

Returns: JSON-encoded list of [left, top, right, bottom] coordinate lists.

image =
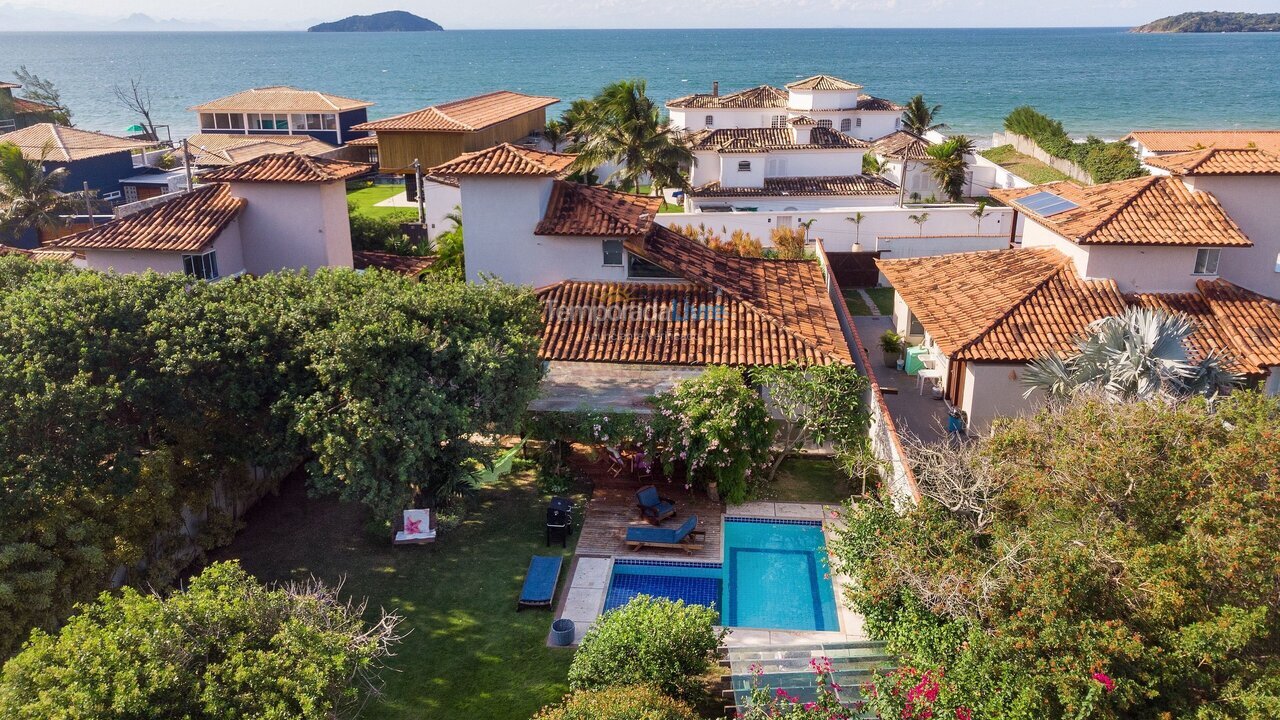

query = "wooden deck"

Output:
[[570, 449, 725, 562]]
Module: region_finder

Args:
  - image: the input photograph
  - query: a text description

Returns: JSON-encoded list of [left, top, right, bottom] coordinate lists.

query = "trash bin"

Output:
[[550, 618, 575, 646]]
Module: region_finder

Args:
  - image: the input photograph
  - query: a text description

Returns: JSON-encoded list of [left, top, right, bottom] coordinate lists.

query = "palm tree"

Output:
[[797, 218, 817, 242], [901, 95, 946, 136], [862, 153, 882, 175], [971, 199, 989, 234], [569, 80, 692, 196], [846, 212, 865, 249], [908, 212, 930, 236], [1023, 307, 1240, 402], [0, 141, 89, 243], [924, 135, 975, 203], [542, 120, 566, 152], [559, 98, 597, 143]]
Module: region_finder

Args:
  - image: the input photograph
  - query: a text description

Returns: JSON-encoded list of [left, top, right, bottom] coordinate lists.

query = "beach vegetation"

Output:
[[1003, 106, 1145, 183], [900, 94, 946, 135]]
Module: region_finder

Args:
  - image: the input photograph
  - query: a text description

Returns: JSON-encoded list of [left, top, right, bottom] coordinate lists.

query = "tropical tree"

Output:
[[429, 205, 465, 276], [569, 80, 692, 195], [907, 212, 930, 236], [862, 153, 883, 175], [901, 94, 946, 135], [924, 135, 974, 202], [971, 199, 989, 233], [543, 119, 567, 151], [12, 66, 70, 125], [846, 212, 866, 249], [0, 142, 89, 242], [559, 98, 597, 143], [753, 363, 869, 482], [1023, 307, 1240, 401]]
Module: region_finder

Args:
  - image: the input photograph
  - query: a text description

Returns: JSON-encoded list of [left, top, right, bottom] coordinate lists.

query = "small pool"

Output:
[[604, 518, 840, 631]]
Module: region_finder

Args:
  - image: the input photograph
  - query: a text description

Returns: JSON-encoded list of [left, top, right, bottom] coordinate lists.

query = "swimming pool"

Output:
[[604, 517, 840, 631]]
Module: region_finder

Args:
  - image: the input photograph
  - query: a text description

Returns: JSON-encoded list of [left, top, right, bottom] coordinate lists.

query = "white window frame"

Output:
[[840, 118, 852, 132], [817, 119, 833, 129], [602, 239, 624, 267], [182, 250, 220, 280], [705, 114, 714, 128], [737, 160, 752, 172], [1193, 248, 1220, 276], [770, 115, 787, 128], [201, 112, 244, 131]]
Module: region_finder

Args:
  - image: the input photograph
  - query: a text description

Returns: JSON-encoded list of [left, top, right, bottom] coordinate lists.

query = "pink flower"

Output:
[[1092, 672, 1115, 693], [804, 702, 817, 711], [776, 688, 787, 697], [955, 708, 972, 720]]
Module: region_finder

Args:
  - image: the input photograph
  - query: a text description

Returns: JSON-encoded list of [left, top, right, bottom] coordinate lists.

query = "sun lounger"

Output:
[[635, 484, 676, 525], [625, 515, 705, 554], [605, 446, 626, 477], [517, 555, 563, 611], [393, 508, 436, 545]]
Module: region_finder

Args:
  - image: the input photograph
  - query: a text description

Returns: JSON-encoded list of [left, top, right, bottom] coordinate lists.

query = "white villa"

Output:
[[666, 75, 904, 142], [878, 175, 1280, 430]]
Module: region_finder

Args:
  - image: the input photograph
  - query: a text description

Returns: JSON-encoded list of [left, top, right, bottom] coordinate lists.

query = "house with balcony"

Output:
[[189, 86, 373, 146], [666, 75, 904, 141], [873, 175, 1280, 431], [683, 122, 898, 213], [52, 154, 372, 278]]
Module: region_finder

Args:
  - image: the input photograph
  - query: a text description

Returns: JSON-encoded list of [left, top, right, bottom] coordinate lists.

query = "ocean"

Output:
[[1, 28, 1278, 141]]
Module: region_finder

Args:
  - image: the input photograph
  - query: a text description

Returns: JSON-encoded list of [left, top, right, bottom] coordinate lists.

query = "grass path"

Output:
[[209, 471, 584, 720]]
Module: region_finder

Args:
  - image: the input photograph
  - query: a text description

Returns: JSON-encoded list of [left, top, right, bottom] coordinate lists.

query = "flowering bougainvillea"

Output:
[[738, 657, 857, 720]]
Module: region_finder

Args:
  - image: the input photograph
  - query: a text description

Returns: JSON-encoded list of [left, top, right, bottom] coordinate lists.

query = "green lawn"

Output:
[[209, 471, 585, 720], [866, 287, 895, 316], [843, 289, 871, 316], [761, 456, 855, 504], [347, 184, 419, 221], [980, 145, 1080, 185]]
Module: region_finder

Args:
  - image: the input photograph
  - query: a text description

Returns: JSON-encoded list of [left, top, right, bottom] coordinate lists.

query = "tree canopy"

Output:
[[569, 79, 692, 195], [831, 393, 1280, 719]]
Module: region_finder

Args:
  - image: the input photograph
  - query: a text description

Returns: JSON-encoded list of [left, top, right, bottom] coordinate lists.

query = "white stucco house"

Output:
[[53, 154, 373, 278], [666, 75, 904, 142], [877, 175, 1280, 430], [1123, 129, 1280, 164]]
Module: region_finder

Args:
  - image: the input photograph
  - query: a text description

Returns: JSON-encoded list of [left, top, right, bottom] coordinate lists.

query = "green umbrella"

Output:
[[125, 124, 145, 133]]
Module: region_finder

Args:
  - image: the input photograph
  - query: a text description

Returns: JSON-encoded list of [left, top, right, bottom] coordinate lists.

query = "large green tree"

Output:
[[923, 135, 975, 202], [569, 80, 692, 195], [0, 561, 402, 719], [831, 393, 1280, 720], [901, 94, 945, 136]]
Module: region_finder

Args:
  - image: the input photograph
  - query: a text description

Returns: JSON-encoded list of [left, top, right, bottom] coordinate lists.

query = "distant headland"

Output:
[[307, 11, 443, 33], [1132, 11, 1280, 33]]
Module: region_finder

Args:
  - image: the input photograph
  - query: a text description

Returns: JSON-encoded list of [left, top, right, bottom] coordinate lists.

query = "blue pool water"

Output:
[[604, 518, 840, 631]]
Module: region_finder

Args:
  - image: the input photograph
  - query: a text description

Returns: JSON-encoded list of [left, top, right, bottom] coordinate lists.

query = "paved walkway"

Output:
[[856, 288, 882, 316]]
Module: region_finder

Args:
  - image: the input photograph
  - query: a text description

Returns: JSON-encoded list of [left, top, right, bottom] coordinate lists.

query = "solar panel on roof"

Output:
[[1018, 191, 1079, 217]]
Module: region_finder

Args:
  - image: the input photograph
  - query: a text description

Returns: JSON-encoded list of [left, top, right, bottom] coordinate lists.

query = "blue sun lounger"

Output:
[[625, 514, 705, 554], [517, 555, 563, 611]]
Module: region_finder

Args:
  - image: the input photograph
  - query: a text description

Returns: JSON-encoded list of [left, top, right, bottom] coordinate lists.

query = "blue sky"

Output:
[[6, 0, 1278, 29]]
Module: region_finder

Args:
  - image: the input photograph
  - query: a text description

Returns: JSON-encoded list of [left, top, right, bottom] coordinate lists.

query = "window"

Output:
[[182, 251, 220, 280], [322, 114, 337, 130], [291, 114, 329, 131], [200, 113, 243, 130], [895, 118, 902, 129], [628, 255, 680, 279], [840, 118, 852, 132], [737, 161, 751, 172], [602, 239, 623, 266], [770, 115, 787, 128], [248, 113, 289, 130], [705, 115, 714, 128], [1193, 248, 1220, 275], [856, 117, 862, 128], [817, 119, 833, 129]]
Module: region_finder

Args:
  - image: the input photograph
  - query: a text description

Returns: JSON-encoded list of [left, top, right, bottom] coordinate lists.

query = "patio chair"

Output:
[[605, 446, 626, 477], [635, 484, 676, 525], [625, 515, 705, 554], [632, 451, 655, 480], [517, 555, 563, 611], [393, 508, 436, 545]]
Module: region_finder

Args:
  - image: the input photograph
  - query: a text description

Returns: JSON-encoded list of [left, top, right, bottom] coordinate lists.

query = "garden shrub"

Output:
[[534, 685, 699, 720], [568, 595, 725, 699], [348, 206, 431, 256], [1003, 106, 1145, 183]]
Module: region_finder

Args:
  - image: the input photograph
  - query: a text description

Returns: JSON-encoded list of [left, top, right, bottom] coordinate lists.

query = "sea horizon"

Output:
[[2, 27, 1278, 141]]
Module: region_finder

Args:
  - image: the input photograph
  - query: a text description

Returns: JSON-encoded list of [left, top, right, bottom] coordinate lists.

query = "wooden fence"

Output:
[[824, 250, 883, 288]]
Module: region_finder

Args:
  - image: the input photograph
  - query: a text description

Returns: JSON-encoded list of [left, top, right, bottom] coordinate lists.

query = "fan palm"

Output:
[[901, 95, 947, 136], [0, 141, 89, 242], [1023, 307, 1240, 402], [569, 80, 692, 195], [924, 135, 974, 202], [542, 120, 566, 152]]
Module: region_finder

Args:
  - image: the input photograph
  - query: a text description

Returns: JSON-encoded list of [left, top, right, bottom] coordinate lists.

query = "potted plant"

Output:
[[879, 330, 904, 368]]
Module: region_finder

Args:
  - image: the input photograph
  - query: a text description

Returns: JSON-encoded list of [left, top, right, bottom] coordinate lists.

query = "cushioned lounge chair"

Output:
[[635, 484, 676, 525], [517, 555, 563, 611], [393, 508, 436, 545], [625, 515, 704, 554]]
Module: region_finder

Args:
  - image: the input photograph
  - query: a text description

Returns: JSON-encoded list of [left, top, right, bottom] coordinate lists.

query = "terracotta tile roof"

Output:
[[425, 173, 459, 188], [12, 97, 58, 114], [872, 130, 932, 160], [1185, 280, 1280, 372], [0, 123, 152, 162], [689, 127, 868, 152], [344, 135, 379, 147], [1124, 130, 1280, 154], [352, 91, 558, 133], [788, 115, 821, 126], [666, 85, 788, 110], [429, 143, 576, 177], [991, 176, 1251, 247], [53, 184, 243, 252], [183, 133, 337, 167], [856, 95, 904, 112], [786, 75, 864, 91], [1144, 148, 1280, 176], [0, 244, 76, 262], [189, 86, 373, 113], [689, 175, 898, 198], [199, 153, 372, 183], [535, 182, 662, 237], [353, 250, 436, 276]]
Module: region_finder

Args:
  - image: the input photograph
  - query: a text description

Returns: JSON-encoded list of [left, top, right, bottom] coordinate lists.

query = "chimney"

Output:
[[712, 81, 719, 97]]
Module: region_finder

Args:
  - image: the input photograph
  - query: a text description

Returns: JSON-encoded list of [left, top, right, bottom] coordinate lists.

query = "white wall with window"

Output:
[[1020, 220, 1217, 293], [78, 220, 247, 278], [182, 250, 220, 280], [1183, 174, 1280, 297], [198, 110, 338, 136]]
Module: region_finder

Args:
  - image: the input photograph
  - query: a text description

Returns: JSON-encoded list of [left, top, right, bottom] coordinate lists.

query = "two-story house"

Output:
[[189, 86, 373, 146], [666, 75, 904, 141]]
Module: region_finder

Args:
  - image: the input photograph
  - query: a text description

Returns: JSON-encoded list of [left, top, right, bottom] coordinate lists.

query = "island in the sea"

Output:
[[1132, 11, 1280, 33], [307, 11, 443, 32]]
